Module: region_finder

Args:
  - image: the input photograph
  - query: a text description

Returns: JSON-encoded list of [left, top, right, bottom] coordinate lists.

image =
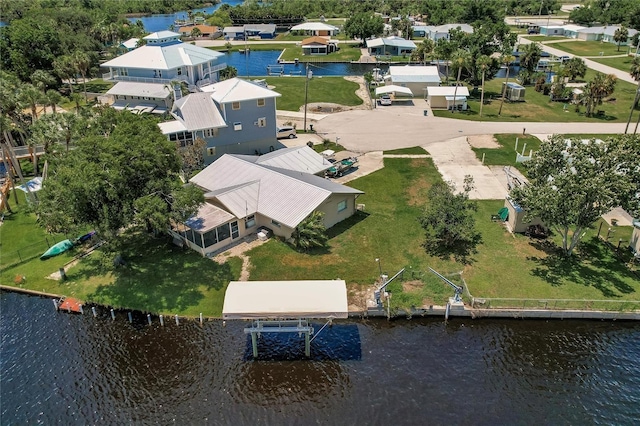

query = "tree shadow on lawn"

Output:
[[527, 237, 637, 298], [326, 210, 370, 239], [77, 234, 234, 313]]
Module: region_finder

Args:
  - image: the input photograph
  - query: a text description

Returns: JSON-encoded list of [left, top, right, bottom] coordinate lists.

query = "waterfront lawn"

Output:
[[245, 157, 640, 309], [590, 55, 637, 73], [265, 76, 362, 111], [545, 40, 625, 57], [521, 35, 569, 42], [278, 45, 362, 62], [433, 70, 638, 122], [471, 134, 541, 174]]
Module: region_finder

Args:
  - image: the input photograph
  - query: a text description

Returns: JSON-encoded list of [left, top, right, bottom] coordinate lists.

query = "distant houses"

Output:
[[412, 24, 473, 41], [223, 24, 277, 40], [176, 24, 220, 38], [157, 77, 282, 164], [290, 22, 340, 37], [539, 24, 638, 45]]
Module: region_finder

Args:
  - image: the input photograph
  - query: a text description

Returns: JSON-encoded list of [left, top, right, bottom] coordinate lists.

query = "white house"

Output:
[[366, 36, 416, 56], [290, 22, 340, 37], [105, 82, 172, 114], [384, 65, 441, 97], [172, 152, 364, 255], [412, 24, 473, 40]]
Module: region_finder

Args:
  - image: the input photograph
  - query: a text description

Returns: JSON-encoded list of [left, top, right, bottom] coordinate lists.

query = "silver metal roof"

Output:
[[105, 81, 170, 98], [172, 92, 227, 131], [254, 146, 334, 174], [103, 42, 225, 70], [204, 78, 280, 103], [190, 155, 363, 229]]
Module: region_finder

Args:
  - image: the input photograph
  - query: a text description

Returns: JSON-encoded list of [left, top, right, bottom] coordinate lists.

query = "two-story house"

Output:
[[158, 77, 282, 164], [101, 30, 227, 110]]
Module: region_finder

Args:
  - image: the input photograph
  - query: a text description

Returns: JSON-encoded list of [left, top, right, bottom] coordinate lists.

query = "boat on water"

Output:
[[40, 239, 74, 260]]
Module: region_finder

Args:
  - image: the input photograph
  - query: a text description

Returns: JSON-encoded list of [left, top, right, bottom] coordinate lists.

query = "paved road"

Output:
[[518, 36, 637, 84], [314, 99, 627, 152]]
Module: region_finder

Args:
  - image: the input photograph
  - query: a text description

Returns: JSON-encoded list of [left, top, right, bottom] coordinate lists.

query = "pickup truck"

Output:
[[325, 157, 357, 178]]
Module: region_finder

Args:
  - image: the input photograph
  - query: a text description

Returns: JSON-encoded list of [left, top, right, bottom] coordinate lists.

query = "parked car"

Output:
[[379, 94, 392, 106], [559, 55, 570, 63], [276, 126, 296, 139]]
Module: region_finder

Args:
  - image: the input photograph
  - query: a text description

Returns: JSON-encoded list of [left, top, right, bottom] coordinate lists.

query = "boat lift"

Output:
[[429, 267, 463, 302]]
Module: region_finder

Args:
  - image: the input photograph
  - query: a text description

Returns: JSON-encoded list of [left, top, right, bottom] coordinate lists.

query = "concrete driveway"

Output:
[[425, 137, 508, 200]]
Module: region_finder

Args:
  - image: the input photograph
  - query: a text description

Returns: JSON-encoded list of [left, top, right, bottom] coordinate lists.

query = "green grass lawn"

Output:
[[265, 76, 362, 111], [71, 79, 114, 94], [1, 190, 242, 317], [278, 44, 362, 62], [545, 40, 627, 57], [590, 55, 637, 73], [245, 157, 640, 310], [521, 35, 567, 41], [384, 147, 429, 155], [472, 134, 541, 174], [433, 69, 638, 122]]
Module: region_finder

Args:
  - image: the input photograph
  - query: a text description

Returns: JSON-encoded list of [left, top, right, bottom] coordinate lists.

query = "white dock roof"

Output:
[[222, 280, 349, 319]]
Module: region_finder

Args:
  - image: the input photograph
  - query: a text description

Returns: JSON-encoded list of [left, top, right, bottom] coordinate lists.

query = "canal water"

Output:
[[127, 1, 244, 33], [2, 291, 639, 424]]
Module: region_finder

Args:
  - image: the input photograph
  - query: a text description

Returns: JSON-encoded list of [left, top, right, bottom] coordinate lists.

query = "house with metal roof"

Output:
[[384, 65, 442, 97], [102, 31, 227, 91], [223, 24, 277, 40], [301, 36, 338, 55], [171, 153, 363, 256], [158, 78, 282, 163], [412, 24, 473, 41], [366, 36, 416, 56]]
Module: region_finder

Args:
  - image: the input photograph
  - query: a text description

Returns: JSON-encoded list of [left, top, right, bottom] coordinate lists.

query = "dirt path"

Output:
[[212, 237, 268, 281]]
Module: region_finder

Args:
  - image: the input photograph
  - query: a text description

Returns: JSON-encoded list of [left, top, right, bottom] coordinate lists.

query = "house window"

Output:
[[203, 229, 218, 247], [338, 200, 347, 212], [207, 147, 216, 156], [232, 102, 241, 110], [271, 220, 281, 228], [257, 117, 266, 127], [245, 215, 256, 228], [216, 223, 231, 241], [203, 128, 218, 138], [257, 98, 265, 107], [177, 67, 182, 76], [120, 68, 128, 76], [234, 122, 242, 131]]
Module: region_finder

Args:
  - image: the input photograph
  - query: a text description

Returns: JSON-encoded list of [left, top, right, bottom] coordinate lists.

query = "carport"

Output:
[[375, 85, 414, 98]]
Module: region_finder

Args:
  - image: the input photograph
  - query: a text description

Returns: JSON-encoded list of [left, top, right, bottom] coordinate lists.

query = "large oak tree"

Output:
[[37, 109, 203, 242], [511, 135, 640, 257]]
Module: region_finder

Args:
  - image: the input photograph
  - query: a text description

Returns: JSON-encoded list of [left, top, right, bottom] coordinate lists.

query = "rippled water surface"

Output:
[[2, 292, 639, 424]]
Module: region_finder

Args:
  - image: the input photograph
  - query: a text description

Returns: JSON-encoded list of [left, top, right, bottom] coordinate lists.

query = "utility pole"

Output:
[[303, 63, 312, 132]]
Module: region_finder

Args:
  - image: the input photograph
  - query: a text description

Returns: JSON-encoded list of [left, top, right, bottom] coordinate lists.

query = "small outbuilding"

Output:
[[503, 197, 545, 234], [630, 220, 640, 255], [384, 66, 441, 98], [503, 82, 526, 101], [426, 86, 470, 110]]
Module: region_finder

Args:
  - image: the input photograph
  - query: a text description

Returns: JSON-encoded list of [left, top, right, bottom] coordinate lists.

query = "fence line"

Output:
[[471, 297, 640, 312], [1, 236, 66, 269]]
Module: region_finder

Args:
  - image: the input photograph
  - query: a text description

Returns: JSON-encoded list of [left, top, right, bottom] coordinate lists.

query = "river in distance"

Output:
[[1, 291, 639, 424]]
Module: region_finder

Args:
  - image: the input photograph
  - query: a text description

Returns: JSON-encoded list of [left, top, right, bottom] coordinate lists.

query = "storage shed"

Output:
[[426, 86, 470, 110], [503, 82, 526, 101], [504, 197, 545, 234], [631, 220, 640, 254]]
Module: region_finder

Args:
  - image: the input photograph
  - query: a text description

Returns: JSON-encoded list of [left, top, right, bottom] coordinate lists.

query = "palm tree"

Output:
[[290, 211, 328, 252], [476, 55, 492, 118], [613, 26, 628, 52], [219, 65, 238, 81], [53, 55, 76, 95], [18, 83, 45, 124], [31, 70, 56, 94], [45, 89, 66, 114], [498, 54, 516, 116], [450, 49, 471, 113], [581, 73, 617, 117], [625, 56, 640, 134], [71, 51, 91, 101]]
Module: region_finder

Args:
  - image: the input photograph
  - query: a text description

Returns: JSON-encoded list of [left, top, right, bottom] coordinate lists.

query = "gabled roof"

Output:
[[201, 77, 280, 103], [121, 38, 139, 49], [105, 82, 170, 98], [366, 36, 417, 49], [291, 22, 339, 32], [144, 30, 181, 40], [302, 36, 330, 46], [190, 155, 363, 229], [102, 40, 225, 70], [171, 92, 227, 131], [252, 146, 334, 174], [387, 65, 441, 83], [223, 26, 245, 33]]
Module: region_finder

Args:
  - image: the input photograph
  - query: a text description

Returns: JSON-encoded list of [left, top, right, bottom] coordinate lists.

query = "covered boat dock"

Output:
[[222, 280, 348, 358]]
